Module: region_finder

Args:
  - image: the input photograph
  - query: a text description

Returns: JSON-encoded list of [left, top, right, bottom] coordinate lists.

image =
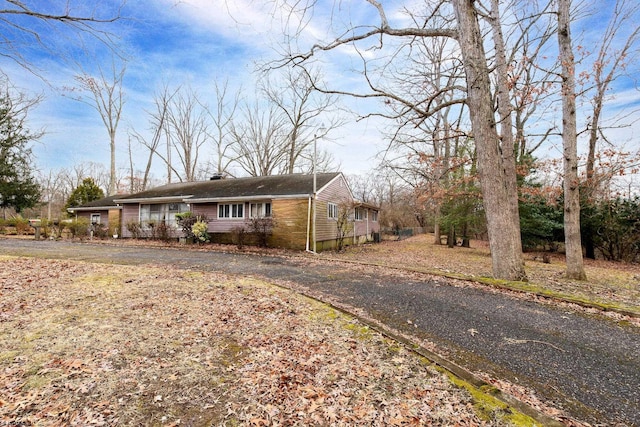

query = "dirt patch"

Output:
[[0, 256, 519, 426]]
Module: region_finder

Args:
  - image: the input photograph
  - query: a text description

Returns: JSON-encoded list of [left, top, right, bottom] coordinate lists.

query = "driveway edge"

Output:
[[314, 256, 640, 319], [283, 283, 568, 427]]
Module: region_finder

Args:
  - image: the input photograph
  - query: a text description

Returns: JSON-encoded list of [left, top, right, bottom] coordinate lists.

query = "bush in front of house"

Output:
[[154, 221, 174, 242], [176, 213, 209, 243], [191, 220, 210, 243], [126, 220, 143, 239], [92, 223, 109, 239], [248, 216, 275, 248], [231, 225, 247, 249], [67, 218, 90, 239]]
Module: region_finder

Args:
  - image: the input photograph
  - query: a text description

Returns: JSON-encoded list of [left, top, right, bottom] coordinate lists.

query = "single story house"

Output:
[[77, 172, 379, 251]]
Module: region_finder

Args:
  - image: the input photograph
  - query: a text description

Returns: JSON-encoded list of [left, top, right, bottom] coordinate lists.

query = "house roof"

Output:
[[67, 195, 124, 212], [113, 173, 343, 204]]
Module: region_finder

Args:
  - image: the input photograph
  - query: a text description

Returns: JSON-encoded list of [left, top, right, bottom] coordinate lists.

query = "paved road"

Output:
[[2, 239, 639, 426]]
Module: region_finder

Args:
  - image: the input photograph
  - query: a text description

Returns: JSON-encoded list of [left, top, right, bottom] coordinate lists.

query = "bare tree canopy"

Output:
[[71, 60, 126, 195], [0, 1, 123, 74]]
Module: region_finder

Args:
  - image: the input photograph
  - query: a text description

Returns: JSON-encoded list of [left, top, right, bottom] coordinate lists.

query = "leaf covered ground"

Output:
[[0, 256, 522, 426]]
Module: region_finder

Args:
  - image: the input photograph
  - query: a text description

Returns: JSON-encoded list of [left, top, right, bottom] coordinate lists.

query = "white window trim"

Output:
[[328, 202, 338, 220], [90, 213, 101, 224], [249, 202, 272, 218], [218, 202, 245, 219]]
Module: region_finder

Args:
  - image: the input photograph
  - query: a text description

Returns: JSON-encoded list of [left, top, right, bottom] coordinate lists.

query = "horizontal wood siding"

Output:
[[120, 204, 140, 238], [316, 175, 352, 243], [271, 198, 309, 250]]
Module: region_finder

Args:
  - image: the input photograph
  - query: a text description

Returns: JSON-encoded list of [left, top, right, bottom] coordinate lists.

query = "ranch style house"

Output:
[[67, 172, 380, 251]]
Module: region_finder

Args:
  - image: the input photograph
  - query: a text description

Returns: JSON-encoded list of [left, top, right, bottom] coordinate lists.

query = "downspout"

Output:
[[305, 196, 314, 253], [366, 210, 370, 241]]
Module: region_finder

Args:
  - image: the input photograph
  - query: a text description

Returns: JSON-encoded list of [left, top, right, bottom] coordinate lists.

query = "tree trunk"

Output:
[[557, 0, 587, 280], [452, 0, 527, 281], [109, 131, 116, 195], [433, 204, 442, 245]]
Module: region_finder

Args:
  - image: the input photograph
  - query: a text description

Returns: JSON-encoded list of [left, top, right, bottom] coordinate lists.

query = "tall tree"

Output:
[[452, 0, 525, 280], [0, 79, 41, 215], [164, 86, 210, 182], [584, 0, 640, 183], [279, 0, 527, 280], [73, 61, 126, 195], [579, 0, 640, 259], [557, 0, 586, 280], [132, 84, 177, 189], [204, 80, 240, 176]]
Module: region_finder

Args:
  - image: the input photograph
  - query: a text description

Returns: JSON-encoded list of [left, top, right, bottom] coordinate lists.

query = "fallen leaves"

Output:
[[1, 256, 494, 426]]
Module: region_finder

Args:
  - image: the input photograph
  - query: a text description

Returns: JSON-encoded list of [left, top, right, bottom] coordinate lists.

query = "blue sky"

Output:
[[0, 0, 386, 181], [1, 0, 639, 189]]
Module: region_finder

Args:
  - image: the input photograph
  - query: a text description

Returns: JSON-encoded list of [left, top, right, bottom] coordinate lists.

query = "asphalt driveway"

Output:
[[2, 239, 639, 426]]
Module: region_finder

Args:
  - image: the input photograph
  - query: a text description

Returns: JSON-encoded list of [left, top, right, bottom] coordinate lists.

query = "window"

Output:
[[355, 208, 366, 221], [218, 203, 244, 219], [140, 203, 189, 226], [372, 211, 378, 222], [250, 202, 272, 218], [328, 202, 338, 220], [90, 214, 101, 224]]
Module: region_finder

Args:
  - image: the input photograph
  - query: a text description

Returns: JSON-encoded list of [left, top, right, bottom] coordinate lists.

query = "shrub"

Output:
[[231, 225, 247, 249], [176, 212, 208, 242], [48, 220, 64, 239], [109, 217, 121, 237], [126, 221, 143, 239], [67, 218, 90, 239], [191, 220, 210, 243], [155, 221, 174, 242], [146, 220, 158, 239], [92, 223, 109, 239], [15, 218, 29, 235], [589, 197, 640, 262], [248, 216, 275, 248]]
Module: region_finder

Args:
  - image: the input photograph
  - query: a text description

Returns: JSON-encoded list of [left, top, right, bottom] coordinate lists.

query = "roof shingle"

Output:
[[113, 173, 342, 203]]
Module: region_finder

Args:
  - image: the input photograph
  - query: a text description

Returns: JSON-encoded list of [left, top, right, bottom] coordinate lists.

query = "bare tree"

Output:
[[203, 80, 241, 176], [37, 169, 67, 220], [164, 86, 211, 182], [73, 61, 126, 195], [557, 0, 586, 280], [131, 84, 177, 189], [0, 1, 122, 75], [230, 100, 288, 176], [379, 32, 467, 245], [261, 67, 343, 174], [583, 0, 640, 182]]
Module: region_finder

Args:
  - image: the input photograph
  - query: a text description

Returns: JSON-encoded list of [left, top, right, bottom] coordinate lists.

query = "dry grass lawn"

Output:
[[0, 255, 531, 426]]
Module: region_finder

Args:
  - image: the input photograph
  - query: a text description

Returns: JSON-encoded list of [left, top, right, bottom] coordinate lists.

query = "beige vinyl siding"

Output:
[[315, 175, 352, 243]]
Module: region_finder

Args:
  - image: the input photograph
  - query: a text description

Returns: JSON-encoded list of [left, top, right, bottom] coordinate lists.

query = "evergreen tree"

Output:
[[0, 88, 41, 214], [65, 178, 105, 213]]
